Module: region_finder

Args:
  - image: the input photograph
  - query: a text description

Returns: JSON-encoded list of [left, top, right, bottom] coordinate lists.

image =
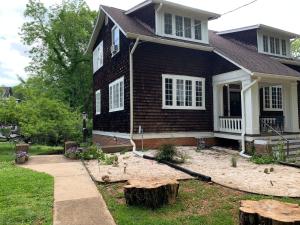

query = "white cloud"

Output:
[[1, 0, 300, 87]]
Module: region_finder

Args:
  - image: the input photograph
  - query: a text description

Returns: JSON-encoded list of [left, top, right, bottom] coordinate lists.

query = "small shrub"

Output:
[[65, 147, 82, 159], [264, 168, 269, 174], [15, 151, 29, 164], [250, 154, 275, 164], [231, 157, 237, 168], [273, 141, 286, 162], [80, 145, 103, 160], [156, 144, 177, 162], [104, 154, 118, 166]]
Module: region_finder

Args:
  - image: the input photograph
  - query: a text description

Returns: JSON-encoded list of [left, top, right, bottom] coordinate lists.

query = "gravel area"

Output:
[[173, 147, 300, 197], [84, 152, 192, 183]]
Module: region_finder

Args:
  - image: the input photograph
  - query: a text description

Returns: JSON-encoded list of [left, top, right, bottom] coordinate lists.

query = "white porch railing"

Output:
[[219, 117, 242, 133]]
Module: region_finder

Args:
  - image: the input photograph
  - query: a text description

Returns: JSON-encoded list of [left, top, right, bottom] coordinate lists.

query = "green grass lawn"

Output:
[[0, 142, 56, 225], [99, 180, 300, 225], [0, 142, 63, 162]]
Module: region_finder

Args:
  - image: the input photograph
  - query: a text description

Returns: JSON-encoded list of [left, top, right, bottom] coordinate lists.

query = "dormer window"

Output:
[[162, 12, 205, 43], [281, 40, 287, 56], [260, 33, 290, 57]]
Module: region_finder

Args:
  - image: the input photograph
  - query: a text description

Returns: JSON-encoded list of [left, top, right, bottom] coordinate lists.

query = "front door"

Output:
[[230, 91, 241, 117]]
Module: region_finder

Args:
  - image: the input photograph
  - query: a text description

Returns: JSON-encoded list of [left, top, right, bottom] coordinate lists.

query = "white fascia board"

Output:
[[127, 33, 213, 52], [85, 6, 127, 54], [271, 57, 300, 66], [213, 50, 253, 75], [254, 72, 300, 81], [213, 69, 250, 85], [125, 0, 221, 20]]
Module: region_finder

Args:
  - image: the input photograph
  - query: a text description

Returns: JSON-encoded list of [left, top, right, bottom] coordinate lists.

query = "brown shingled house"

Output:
[[87, 0, 300, 155]]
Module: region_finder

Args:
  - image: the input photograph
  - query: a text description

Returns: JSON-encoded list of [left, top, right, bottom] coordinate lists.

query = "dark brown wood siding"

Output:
[[221, 29, 258, 50], [132, 43, 237, 133], [93, 19, 131, 133], [128, 4, 156, 32]]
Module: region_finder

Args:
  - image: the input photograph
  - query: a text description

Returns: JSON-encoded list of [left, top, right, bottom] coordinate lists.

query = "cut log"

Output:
[[240, 199, 300, 225], [124, 179, 179, 209], [15, 144, 29, 153]]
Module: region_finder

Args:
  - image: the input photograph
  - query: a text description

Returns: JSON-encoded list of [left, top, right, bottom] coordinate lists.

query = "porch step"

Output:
[[101, 144, 132, 154]]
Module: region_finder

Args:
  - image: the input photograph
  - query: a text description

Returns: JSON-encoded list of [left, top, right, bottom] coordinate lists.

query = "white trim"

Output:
[[217, 24, 300, 38], [213, 69, 250, 85], [213, 50, 253, 75], [93, 130, 214, 139], [95, 89, 101, 115], [93, 41, 103, 73], [100, 6, 127, 36], [162, 74, 206, 110], [262, 85, 283, 111], [127, 33, 213, 52], [254, 72, 300, 80], [93, 130, 130, 139], [109, 76, 124, 112], [125, 0, 220, 20]]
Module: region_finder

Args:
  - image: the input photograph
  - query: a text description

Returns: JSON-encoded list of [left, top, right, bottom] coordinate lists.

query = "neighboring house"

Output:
[[87, 0, 300, 152], [1, 87, 13, 99]]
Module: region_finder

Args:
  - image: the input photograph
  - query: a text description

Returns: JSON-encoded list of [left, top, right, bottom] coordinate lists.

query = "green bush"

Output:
[[80, 145, 104, 160], [250, 154, 275, 164], [156, 144, 177, 162]]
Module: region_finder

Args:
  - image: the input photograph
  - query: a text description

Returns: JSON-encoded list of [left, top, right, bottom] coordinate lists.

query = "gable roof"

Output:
[[217, 24, 300, 39], [125, 0, 220, 20], [86, 4, 300, 78]]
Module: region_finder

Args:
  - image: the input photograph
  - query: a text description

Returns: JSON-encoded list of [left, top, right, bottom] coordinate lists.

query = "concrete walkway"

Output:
[[21, 155, 116, 225]]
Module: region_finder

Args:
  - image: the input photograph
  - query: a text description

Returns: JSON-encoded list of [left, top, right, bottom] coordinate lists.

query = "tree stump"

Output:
[[15, 144, 29, 153], [124, 179, 179, 209], [64, 141, 77, 151], [240, 199, 300, 225]]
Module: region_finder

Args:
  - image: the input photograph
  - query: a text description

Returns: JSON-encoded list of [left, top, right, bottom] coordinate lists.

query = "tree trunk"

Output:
[[239, 200, 300, 225], [124, 179, 179, 209]]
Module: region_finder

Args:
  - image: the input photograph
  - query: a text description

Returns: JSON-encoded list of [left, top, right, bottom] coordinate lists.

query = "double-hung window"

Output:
[[162, 75, 205, 110], [111, 25, 120, 56], [194, 20, 202, 40], [270, 37, 275, 54], [263, 85, 283, 111], [109, 77, 124, 112], [275, 38, 280, 54], [281, 39, 287, 56], [164, 13, 173, 35], [95, 90, 101, 115], [93, 41, 103, 73], [263, 35, 269, 52]]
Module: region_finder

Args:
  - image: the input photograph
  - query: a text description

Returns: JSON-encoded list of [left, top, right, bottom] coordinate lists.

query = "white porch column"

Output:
[[213, 84, 224, 131], [242, 79, 260, 135], [284, 82, 300, 132]]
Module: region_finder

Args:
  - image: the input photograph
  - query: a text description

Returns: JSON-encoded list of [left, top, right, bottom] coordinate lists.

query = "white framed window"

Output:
[[95, 90, 101, 115], [163, 13, 203, 42], [281, 39, 287, 56], [111, 25, 120, 56], [270, 37, 275, 54], [263, 85, 283, 111], [275, 38, 280, 54], [162, 75, 205, 110], [93, 41, 103, 73], [263, 35, 269, 52], [109, 77, 124, 112]]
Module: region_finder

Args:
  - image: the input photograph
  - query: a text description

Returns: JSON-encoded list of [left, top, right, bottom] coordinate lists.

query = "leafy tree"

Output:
[[21, 0, 97, 114], [292, 38, 300, 58]]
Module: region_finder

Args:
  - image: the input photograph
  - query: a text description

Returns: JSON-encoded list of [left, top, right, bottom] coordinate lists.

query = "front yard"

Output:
[[0, 142, 55, 225], [99, 180, 300, 225]]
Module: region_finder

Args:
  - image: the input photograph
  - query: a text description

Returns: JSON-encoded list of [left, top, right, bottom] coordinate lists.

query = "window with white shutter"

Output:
[[93, 41, 103, 73], [95, 90, 101, 115]]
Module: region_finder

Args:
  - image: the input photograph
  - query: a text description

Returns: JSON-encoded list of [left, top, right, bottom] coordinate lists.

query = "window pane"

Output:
[[164, 13, 172, 35], [264, 87, 270, 108], [275, 38, 280, 54], [184, 17, 192, 38], [281, 40, 287, 56], [109, 86, 112, 110], [113, 27, 119, 47], [270, 37, 275, 54], [176, 79, 184, 106], [263, 35, 268, 52], [120, 81, 124, 108], [196, 81, 203, 107], [165, 78, 173, 106], [194, 20, 202, 40], [271, 87, 276, 108], [175, 16, 183, 37], [277, 87, 282, 109], [185, 80, 192, 106]]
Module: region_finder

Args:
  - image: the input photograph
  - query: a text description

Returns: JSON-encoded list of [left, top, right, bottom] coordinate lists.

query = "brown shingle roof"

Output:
[[209, 31, 300, 77]]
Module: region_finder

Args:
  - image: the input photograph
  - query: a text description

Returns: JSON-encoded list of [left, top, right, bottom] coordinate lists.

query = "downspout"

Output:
[[240, 77, 261, 158], [129, 38, 143, 157]]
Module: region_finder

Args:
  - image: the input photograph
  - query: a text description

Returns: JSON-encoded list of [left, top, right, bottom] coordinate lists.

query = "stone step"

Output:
[[101, 144, 132, 153], [270, 139, 300, 145]]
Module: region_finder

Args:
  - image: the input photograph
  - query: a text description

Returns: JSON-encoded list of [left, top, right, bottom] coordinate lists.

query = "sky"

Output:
[[1, 0, 300, 87]]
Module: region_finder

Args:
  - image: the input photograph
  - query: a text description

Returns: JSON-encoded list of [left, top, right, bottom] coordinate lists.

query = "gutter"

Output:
[[240, 77, 261, 158], [129, 38, 141, 156]]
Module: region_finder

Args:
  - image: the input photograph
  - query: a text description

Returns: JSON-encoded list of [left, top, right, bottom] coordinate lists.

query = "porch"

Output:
[[213, 70, 300, 136]]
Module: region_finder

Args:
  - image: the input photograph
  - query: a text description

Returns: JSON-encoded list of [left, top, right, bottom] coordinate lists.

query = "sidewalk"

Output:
[[21, 155, 116, 225]]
